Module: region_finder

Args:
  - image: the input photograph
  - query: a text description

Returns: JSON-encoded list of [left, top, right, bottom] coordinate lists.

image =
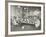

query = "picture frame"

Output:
[[8, 1, 45, 35]]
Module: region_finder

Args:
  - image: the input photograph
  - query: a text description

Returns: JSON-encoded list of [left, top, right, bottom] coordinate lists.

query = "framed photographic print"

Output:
[[8, 2, 45, 35]]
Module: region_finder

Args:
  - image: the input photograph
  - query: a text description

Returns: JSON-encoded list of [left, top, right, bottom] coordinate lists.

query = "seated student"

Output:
[[12, 16, 19, 25], [34, 16, 40, 28]]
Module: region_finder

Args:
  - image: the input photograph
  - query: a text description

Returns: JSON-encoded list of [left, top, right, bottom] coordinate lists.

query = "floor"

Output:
[[11, 24, 41, 31]]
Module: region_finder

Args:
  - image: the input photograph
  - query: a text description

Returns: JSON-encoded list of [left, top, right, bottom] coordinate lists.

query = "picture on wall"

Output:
[[8, 2, 45, 35]]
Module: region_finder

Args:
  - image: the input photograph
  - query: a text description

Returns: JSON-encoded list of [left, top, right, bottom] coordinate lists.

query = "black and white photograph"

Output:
[[8, 2, 45, 35], [11, 5, 41, 31]]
